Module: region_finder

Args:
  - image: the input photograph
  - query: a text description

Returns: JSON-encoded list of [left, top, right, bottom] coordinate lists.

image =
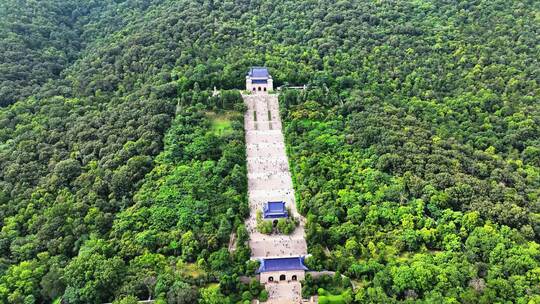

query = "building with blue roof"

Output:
[[263, 201, 288, 219], [248, 67, 270, 78], [258, 256, 308, 273], [246, 67, 273, 93], [257, 256, 308, 282]]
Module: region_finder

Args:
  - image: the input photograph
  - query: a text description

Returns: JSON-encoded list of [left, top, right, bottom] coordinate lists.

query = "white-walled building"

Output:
[[257, 256, 308, 284], [246, 67, 273, 93]]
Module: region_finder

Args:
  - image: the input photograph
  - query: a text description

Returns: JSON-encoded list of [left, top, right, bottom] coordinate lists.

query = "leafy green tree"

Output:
[[200, 285, 230, 304], [166, 281, 198, 304], [0, 259, 46, 304], [63, 240, 125, 304], [113, 295, 139, 304], [259, 290, 269, 302]]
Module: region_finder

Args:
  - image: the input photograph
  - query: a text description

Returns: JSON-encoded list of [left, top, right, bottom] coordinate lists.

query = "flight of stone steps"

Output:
[[243, 93, 309, 303]]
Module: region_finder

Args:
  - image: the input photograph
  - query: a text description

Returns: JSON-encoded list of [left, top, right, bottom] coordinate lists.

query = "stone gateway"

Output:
[[257, 256, 308, 283], [246, 67, 274, 93]]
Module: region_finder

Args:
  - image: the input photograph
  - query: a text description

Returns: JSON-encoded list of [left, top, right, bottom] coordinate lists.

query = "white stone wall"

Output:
[[260, 270, 305, 283]]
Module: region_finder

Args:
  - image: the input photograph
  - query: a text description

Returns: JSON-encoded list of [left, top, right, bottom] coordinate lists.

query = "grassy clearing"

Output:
[[317, 288, 352, 304], [207, 111, 234, 136], [178, 262, 206, 279]]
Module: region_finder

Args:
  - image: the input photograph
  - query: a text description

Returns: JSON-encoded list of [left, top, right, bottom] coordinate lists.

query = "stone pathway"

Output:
[[243, 93, 308, 303], [265, 281, 302, 303]]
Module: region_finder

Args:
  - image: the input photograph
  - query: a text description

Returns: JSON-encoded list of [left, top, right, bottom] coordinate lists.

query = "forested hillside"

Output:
[[0, 0, 539, 303], [0, 0, 165, 106]]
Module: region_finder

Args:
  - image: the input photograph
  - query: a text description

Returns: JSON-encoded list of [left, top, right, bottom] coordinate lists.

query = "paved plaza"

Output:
[[265, 281, 303, 304]]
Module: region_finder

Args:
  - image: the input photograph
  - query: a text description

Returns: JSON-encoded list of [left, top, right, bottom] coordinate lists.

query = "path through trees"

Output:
[[243, 93, 308, 303]]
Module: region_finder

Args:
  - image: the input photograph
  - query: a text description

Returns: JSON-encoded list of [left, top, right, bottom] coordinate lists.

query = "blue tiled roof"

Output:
[[258, 257, 309, 273], [248, 67, 270, 78], [263, 201, 288, 219]]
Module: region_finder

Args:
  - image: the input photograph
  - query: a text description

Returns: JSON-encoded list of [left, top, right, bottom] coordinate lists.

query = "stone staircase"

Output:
[[243, 93, 310, 303]]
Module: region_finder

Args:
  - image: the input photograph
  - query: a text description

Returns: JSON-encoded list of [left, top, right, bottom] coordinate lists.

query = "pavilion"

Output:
[[257, 256, 309, 282], [263, 201, 288, 219], [246, 67, 273, 93]]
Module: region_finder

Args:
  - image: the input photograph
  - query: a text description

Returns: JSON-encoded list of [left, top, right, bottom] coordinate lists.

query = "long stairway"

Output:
[[243, 93, 308, 303]]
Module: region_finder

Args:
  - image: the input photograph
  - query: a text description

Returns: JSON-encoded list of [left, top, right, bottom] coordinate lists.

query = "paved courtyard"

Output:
[[265, 281, 303, 304]]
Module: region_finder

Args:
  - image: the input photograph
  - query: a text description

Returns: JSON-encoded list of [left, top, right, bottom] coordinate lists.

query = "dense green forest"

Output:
[[0, 0, 539, 303], [0, 0, 165, 107]]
